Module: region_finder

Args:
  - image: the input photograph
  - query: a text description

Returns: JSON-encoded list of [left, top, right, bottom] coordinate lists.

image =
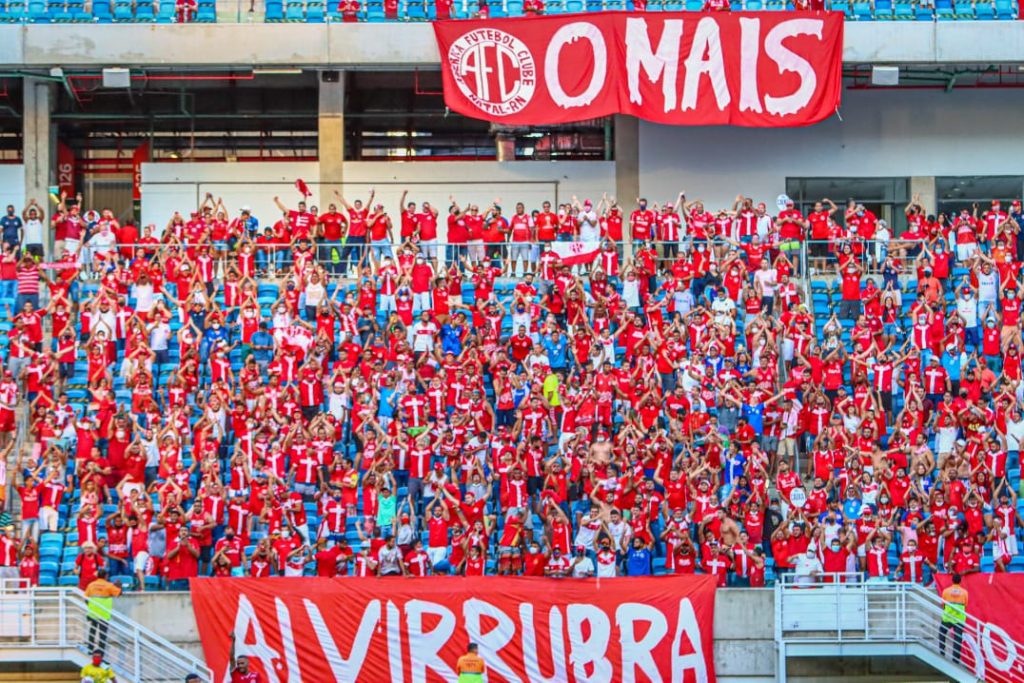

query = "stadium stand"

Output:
[[1, 189, 1023, 591]]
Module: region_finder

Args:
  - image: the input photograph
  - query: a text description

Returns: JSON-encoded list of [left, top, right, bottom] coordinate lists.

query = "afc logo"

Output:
[[447, 28, 536, 117]]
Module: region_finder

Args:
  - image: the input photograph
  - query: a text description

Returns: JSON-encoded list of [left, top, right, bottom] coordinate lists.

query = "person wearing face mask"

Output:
[[790, 542, 824, 585], [0, 204, 21, 251], [79, 648, 116, 683]]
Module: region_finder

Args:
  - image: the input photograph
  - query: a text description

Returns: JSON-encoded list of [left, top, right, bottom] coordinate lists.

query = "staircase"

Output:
[[775, 572, 1024, 683], [0, 581, 211, 683]]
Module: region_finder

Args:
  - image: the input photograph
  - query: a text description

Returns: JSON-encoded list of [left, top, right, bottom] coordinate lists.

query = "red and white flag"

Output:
[[551, 240, 601, 266]]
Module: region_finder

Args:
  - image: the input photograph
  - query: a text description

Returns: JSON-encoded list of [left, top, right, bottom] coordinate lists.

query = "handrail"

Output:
[[776, 573, 1024, 683], [0, 581, 211, 682]]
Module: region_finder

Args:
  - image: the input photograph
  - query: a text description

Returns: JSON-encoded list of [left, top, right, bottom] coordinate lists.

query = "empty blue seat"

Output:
[[112, 0, 132, 19], [265, 2, 283, 20], [913, 1, 931, 17], [954, 0, 975, 16], [974, 0, 995, 16], [91, 0, 112, 18], [306, 0, 325, 19], [995, 0, 1015, 17], [505, 0, 523, 13], [935, 0, 954, 18], [156, 0, 175, 20], [873, 0, 893, 16], [196, 3, 216, 19], [135, 0, 154, 18], [406, 0, 426, 16], [684, 0, 701, 8], [564, 0, 582, 9], [851, 0, 872, 18], [284, 1, 304, 19]]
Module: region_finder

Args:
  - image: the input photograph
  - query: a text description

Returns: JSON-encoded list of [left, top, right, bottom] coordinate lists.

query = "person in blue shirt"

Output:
[[722, 447, 747, 496], [249, 322, 274, 372], [625, 537, 652, 576], [440, 313, 468, 357], [0, 205, 22, 248], [542, 330, 569, 371], [842, 486, 864, 522]]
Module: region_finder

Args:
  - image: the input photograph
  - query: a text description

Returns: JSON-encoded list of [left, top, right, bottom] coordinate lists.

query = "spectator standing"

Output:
[[84, 569, 122, 652], [940, 573, 969, 661]]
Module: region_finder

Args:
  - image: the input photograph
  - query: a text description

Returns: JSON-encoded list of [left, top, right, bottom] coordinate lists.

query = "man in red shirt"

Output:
[[165, 527, 200, 590], [836, 259, 863, 320], [316, 203, 347, 273]]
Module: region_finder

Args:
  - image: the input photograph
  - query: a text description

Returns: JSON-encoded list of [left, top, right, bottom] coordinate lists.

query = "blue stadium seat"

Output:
[[112, 0, 133, 19], [284, 0, 304, 19], [26, 0, 47, 19], [265, 2, 283, 20], [851, 0, 872, 18], [91, 0, 112, 18], [995, 0, 1015, 17], [913, 2, 932, 17], [953, 0, 975, 16], [156, 0, 175, 21], [306, 0, 325, 20], [196, 2, 216, 20], [684, 0, 701, 8], [564, 0, 582, 9], [135, 0, 154, 19], [505, 0, 523, 13], [873, 0, 893, 17], [974, 0, 995, 17], [934, 0, 954, 18]]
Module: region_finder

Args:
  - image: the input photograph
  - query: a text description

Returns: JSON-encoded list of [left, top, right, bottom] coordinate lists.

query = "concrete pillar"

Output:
[[23, 77, 54, 257], [910, 176, 936, 215], [318, 71, 345, 208], [613, 114, 639, 257]]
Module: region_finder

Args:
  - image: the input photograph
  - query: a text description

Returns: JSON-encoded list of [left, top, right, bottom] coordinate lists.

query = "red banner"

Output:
[[56, 141, 75, 197], [434, 11, 843, 127], [191, 576, 717, 682], [132, 141, 150, 201], [934, 574, 1024, 680]]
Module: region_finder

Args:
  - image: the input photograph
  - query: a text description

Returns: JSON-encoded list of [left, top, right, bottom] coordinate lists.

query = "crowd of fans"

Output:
[[1, 185, 1023, 591]]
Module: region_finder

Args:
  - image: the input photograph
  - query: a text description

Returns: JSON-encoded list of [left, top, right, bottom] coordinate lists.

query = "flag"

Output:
[[295, 179, 312, 198], [551, 240, 601, 266]]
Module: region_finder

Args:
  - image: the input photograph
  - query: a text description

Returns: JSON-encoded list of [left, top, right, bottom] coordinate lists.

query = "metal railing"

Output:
[[776, 572, 1024, 683], [0, 580, 211, 682]]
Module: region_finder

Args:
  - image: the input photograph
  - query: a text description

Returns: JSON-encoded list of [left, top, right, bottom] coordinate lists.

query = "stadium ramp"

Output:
[[0, 581, 210, 682], [776, 572, 1024, 683]]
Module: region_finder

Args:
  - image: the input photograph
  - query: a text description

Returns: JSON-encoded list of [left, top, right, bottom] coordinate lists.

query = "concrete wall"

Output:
[[0, 21, 1022, 67], [0, 164, 26, 220], [140, 160, 616, 230], [638, 87, 1024, 211]]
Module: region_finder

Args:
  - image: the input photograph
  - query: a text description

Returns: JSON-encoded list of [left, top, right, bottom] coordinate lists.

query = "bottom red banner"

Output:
[[190, 576, 717, 682]]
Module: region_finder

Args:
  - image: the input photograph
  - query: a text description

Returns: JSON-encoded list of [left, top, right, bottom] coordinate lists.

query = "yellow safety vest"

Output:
[[86, 596, 114, 622]]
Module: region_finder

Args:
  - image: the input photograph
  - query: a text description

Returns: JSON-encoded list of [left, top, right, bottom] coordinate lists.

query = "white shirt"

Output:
[[711, 296, 735, 324], [148, 322, 171, 351], [793, 553, 823, 584], [754, 268, 778, 297], [411, 321, 438, 353], [571, 556, 596, 578], [23, 219, 43, 244], [956, 295, 978, 328]]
